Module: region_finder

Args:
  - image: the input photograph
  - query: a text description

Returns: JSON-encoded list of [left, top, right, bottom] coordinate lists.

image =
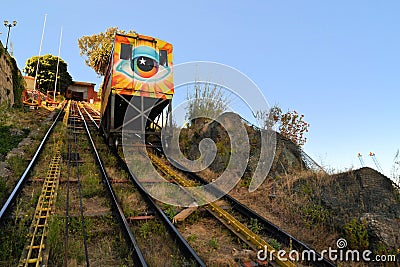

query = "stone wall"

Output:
[[0, 42, 14, 107], [318, 167, 400, 251]]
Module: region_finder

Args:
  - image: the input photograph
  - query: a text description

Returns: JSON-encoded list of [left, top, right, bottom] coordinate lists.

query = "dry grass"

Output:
[[177, 214, 242, 266], [0, 105, 51, 128], [229, 170, 342, 252]]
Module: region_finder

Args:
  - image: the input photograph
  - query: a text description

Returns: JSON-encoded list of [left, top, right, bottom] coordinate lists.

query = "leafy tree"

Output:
[[254, 104, 282, 130], [186, 82, 231, 126], [279, 110, 310, 147], [254, 105, 310, 146], [23, 54, 73, 94], [78, 27, 136, 76]]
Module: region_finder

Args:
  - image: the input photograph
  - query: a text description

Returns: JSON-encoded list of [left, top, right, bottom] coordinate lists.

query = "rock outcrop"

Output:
[[317, 167, 400, 252]]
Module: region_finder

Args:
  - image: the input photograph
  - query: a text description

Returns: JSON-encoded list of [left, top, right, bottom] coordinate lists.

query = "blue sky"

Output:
[[1, 1, 399, 178]]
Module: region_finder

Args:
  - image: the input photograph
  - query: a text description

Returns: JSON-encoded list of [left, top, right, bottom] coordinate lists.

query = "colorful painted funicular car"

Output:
[[100, 33, 174, 146]]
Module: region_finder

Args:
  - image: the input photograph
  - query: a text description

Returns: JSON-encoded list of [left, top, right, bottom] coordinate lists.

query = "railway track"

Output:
[[66, 101, 145, 266], [160, 157, 336, 267], [1, 101, 201, 266], [81, 102, 205, 266], [0, 101, 137, 266], [147, 152, 297, 267]]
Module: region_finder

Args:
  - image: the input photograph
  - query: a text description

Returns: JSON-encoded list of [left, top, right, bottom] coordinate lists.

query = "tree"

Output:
[[186, 82, 231, 126], [78, 27, 136, 76], [254, 104, 282, 130], [254, 105, 310, 146], [279, 110, 310, 147], [23, 54, 73, 94]]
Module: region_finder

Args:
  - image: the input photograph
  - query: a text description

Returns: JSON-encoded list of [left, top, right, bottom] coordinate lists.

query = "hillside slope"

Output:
[[179, 113, 400, 257]]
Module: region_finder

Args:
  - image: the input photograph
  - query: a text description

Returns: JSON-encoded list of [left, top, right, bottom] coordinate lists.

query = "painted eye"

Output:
[[133, 56, 159, 78], [131, 46, 160, 79]]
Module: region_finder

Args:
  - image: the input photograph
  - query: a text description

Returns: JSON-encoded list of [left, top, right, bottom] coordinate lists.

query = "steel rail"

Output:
[[168, 158, 336, 267], [83, 102, 100, 116], [0, 102, 66, 222], [82, 105, 206, 267], [81, 105, 99, 129], [78, 104, 148, 267], [81, 106, 99, 129]]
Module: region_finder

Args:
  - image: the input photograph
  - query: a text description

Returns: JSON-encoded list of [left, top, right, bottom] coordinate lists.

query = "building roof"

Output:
[[71, 81, 96, 87]]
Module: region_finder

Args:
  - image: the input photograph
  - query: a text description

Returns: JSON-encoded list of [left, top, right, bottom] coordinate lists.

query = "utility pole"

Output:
[[3, 20, 17, 52]]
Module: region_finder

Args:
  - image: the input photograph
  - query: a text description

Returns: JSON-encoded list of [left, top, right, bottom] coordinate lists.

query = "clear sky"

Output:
[[1, 1, 399, 178]]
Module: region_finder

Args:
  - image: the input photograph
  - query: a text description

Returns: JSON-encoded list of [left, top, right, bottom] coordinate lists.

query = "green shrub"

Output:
[[7, 55, 26, 107], [0, 204, 31, 265], [248, 218, 262, 235], [302, 204, 329, 228], [268, 238, 282, 250], [343, 218, 369, 250], [163, 204, 178, 221], [138, 220, 163, 239]]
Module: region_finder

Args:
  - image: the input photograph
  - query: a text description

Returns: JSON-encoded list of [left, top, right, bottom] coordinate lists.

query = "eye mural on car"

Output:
[[133, 55, 159, 78], [130, 46, 159, 79], [115, 45, 171, 82]]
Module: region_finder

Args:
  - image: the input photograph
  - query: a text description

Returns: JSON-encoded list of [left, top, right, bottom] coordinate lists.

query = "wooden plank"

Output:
[[173, 206, 198, 223]]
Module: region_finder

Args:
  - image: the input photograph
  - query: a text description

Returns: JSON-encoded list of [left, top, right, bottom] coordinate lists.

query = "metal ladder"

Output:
[[18, 143, 62, 267]]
